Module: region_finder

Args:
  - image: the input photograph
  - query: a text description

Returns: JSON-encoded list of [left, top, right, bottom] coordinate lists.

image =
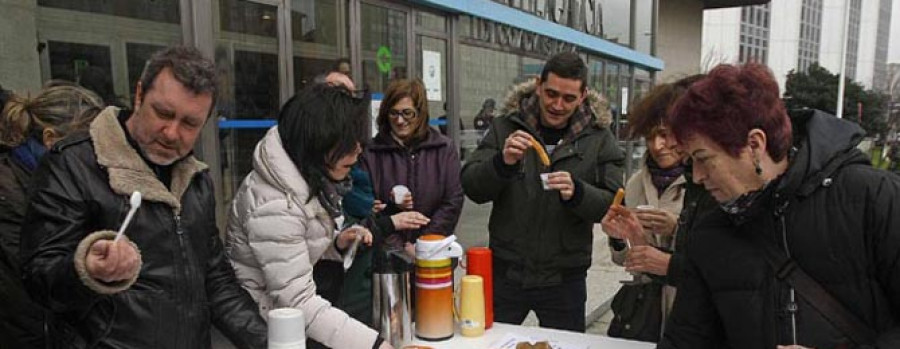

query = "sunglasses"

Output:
[[388, 108, 418, 121], [329, 84, 369, 99]]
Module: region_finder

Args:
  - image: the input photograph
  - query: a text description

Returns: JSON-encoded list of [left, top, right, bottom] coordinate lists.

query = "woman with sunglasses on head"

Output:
[[600, 75, 711, 343], [361, 79, 464, 253]]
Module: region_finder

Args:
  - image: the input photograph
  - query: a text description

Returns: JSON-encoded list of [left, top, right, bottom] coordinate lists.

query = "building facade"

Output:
[[702, 0, 893, 93], [1, 0, 765, 221]]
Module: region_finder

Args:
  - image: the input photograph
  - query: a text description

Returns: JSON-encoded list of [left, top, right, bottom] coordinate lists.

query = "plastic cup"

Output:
[[392, 185, 410, 204], [268, 308, 306, 349]]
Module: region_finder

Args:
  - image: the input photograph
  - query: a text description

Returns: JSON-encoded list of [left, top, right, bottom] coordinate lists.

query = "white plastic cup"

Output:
[[539, 173, 551, 190], [268, 308, 306, 349], [392, 185, 410, 204], [342, 225, 364, 270]]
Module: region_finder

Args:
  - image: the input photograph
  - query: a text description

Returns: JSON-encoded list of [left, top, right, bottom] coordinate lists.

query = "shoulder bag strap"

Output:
[[751, 233, 876, 345]]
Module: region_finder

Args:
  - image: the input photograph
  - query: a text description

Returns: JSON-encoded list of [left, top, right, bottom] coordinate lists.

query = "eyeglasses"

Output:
[[388, 108, 418, 121]]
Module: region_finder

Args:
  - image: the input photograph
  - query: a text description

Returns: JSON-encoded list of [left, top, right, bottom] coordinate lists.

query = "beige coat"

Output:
[[611, 160, 686, 329], [226, 127, 378, 349]]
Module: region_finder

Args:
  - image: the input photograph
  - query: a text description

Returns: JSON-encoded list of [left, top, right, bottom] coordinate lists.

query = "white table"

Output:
[[403, 323, 655, 349]]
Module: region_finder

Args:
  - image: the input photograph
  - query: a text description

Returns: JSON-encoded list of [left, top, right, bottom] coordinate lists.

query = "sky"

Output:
[[891, 0, 900, 63]]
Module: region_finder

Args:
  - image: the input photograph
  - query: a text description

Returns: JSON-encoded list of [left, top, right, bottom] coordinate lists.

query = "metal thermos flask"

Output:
[[372, 247, 413, 348]]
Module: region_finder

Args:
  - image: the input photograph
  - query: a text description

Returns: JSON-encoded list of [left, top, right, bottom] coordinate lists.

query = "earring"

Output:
[[754, 159, 762, 176]]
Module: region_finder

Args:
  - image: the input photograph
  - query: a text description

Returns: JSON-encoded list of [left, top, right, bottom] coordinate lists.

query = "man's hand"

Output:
[[545, 171, 575, 201], [86, 239, 141, 283], [635, 208, 679, 236], [625, 246, 671, 276], [391, 211, 431, 230], [373, 199, 387, 214], [502, 131, 535, 165]]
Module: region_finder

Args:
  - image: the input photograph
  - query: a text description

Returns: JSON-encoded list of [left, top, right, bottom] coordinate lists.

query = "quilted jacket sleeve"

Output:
[[243, 199, 379, 349]]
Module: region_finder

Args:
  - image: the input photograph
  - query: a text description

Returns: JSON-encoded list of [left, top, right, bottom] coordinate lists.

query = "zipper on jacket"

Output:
[[174, 213, 191, 347], [774, 196, 798, 345]]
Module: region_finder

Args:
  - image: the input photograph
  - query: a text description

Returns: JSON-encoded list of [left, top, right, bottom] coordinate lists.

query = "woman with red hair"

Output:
[[607, 63, 900, 348]]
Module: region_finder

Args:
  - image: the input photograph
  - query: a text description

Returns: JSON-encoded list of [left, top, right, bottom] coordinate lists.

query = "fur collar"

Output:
[[90, 107, 208, 213], [499, 78, 613, 128]]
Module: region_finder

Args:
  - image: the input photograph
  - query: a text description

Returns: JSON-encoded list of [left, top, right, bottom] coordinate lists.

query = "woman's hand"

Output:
[[391, 211, 430, 230], [635, 208, 679, 236], [373, 200, 387, 214], [399, 192, 414, 211], [336, 226, 372, 250], [601, 205, 649, 246], [624, 246, 671, 276]]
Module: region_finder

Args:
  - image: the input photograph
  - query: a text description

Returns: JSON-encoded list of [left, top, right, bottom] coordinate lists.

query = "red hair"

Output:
[[667, 63, 792, 162]]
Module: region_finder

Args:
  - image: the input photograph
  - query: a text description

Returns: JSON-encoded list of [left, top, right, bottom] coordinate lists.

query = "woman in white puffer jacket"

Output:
[[225, 84, 391, 349]]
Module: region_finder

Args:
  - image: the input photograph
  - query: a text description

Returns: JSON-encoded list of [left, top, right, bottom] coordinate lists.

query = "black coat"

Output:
[[660, 111, 900, 348], [19, 108, 267, 349], [0, 147, 46, 348]]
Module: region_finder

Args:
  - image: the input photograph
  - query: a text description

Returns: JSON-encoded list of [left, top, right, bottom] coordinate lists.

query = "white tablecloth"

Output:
[[403, 323, 655, 349]]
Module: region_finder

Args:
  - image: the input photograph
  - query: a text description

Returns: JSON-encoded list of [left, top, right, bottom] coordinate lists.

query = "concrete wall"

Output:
[[768, 1, 802, 93], [657, 0, 705, 82], [701, 7, 742, 69], [0, 0, 41, 94]]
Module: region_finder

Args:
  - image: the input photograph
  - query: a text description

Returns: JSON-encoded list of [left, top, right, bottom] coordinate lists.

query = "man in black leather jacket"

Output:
[[19, 46, 267, 348]]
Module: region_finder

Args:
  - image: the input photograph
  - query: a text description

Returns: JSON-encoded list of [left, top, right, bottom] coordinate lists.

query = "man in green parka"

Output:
[[461, 52, 625, 332]]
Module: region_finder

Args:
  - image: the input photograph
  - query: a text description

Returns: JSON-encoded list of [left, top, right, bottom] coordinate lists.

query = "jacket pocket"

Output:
[[559, 222, 591, 254], [108, 290, 168, 347]]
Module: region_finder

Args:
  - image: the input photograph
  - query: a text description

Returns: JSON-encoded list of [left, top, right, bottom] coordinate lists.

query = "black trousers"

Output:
[[493, 263, 587, 332]]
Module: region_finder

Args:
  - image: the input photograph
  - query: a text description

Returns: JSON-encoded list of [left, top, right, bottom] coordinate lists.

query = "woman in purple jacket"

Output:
[[361, 79, 464, 249]]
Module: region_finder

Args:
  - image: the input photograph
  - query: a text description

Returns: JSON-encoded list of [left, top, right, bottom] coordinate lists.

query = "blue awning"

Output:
[[410, 0, 664, 71]]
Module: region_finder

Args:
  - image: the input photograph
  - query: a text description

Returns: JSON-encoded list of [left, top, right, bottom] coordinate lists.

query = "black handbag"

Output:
[[607, 281, 664, 342]]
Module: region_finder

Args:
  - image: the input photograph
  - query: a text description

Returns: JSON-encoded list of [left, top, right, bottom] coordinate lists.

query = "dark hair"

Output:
[[278, 84, 370, 198], [668, 63, 792, 162], [540, 52, 588, 91], [627, 74, 704, 139], [139, 46, 218, 110], [376, 79, 430, 143]]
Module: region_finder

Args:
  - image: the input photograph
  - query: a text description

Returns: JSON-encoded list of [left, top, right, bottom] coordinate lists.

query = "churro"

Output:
[[530, 137, 551, 167]]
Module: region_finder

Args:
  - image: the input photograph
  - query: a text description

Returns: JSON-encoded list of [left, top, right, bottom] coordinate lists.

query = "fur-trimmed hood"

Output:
[[89, 106, 208, 213], [499, 78, 613, 128]]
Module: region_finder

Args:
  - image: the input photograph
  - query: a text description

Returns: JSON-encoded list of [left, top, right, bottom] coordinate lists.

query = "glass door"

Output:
[[360, 2, 410, 94]]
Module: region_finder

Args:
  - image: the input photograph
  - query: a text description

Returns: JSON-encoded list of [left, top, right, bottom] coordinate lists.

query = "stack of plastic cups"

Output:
[[268, 308, 306, 349], [466, 247, 493, 329], [459, 275, 485, 337]]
